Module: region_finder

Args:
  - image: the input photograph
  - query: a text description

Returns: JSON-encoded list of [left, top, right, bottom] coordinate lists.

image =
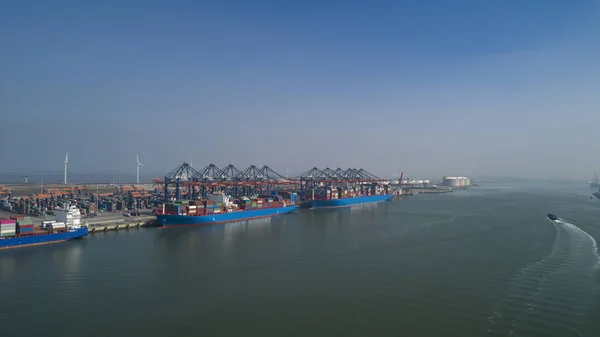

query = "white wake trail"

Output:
[[485, 217, 600, 336]]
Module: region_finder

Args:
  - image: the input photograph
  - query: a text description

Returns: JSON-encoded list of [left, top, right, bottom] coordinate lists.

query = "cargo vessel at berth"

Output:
[[154, 192, 299, 227], [304, 184, 394, 208], [1, 205, 88, 250]]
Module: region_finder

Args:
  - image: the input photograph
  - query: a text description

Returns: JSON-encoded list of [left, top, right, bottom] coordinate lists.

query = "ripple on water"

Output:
[[486, 219, 600, 336]]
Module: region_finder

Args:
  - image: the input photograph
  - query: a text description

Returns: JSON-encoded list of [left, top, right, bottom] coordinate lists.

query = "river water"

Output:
[[1, 183, 599, 337]]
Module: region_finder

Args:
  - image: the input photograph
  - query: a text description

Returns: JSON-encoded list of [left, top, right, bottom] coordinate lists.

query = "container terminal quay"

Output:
[[0, 162, 472, 245]]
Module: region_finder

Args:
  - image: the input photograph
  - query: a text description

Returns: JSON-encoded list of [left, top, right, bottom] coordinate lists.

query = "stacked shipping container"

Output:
[[1, 215, 74, 239], [48, 222, 66, 231], [0, 219, 17, 237], [17, 216, 34, 235]]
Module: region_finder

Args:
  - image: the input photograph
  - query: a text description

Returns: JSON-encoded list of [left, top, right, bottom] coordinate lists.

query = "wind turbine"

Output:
[[136, 154, 145, 184], [63, 151, 68, 185]]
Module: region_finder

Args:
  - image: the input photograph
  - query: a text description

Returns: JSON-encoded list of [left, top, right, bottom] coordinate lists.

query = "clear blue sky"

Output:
[[1, 0, 599, 181]]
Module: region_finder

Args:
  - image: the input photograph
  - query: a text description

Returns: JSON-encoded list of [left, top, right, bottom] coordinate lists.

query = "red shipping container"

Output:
[[0, 219, 17, 225]]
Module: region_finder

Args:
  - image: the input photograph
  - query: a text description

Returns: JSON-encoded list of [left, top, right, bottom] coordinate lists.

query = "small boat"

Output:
[[547, 213, 559, 221]]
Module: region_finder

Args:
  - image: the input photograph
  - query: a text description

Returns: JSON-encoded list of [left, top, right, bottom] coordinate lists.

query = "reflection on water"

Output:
[[0, 240, 87, 280], [0, 253, 18, 278], [222, 217, 273, 250], [153, 215, 295, 258], [54, 242, 84, 275]]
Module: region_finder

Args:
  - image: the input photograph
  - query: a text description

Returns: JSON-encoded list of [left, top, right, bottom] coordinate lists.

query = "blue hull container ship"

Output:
[[0, 228, 89, 249], [1, 210, 88, 250], [306, 184, 394, 209], [155, 192, 299, 227]]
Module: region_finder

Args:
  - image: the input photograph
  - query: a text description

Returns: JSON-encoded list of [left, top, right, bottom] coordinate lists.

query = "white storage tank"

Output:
[[453, 178, 461, 187], [444, 176, 471, 187], [443, 176, 461, 187]]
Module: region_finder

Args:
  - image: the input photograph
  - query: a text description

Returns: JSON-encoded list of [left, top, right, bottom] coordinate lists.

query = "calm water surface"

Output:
[[1, 183, 599, 337]]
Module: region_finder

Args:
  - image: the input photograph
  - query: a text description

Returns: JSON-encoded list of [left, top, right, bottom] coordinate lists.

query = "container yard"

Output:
[[0, 182, 159, 236], [0, 185, 11, 198], [2, 161, 453, 234], [0, 184, 155, 216]]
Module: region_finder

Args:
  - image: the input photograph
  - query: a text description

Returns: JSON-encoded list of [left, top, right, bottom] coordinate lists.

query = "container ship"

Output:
[[153, 192, 299, 227], [1, 205, 88, 250], [305, 184, 394, 208]]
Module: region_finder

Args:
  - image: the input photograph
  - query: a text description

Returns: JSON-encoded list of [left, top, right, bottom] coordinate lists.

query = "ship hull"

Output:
[[309, 194, 394, 208], [0, 227, 89, 250], [156, 206, 299, 227]]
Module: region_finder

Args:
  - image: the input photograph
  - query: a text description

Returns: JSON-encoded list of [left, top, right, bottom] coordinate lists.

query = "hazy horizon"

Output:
[[2, 1, 600, 181], [0, 169, 594, 185]]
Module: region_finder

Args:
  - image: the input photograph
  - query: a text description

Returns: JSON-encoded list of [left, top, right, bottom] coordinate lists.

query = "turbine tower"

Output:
[[63, 151, 68, 185], [136, 154, 145, 184]]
